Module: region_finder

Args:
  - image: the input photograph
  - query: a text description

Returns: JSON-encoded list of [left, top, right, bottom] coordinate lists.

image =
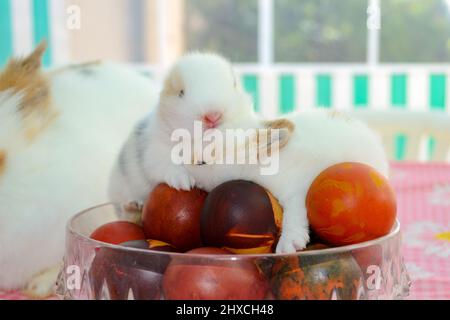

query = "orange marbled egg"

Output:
[[306, 162, 396, 246]]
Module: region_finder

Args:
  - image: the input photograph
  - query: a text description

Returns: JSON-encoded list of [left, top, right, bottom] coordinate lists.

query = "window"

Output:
[[274, 0, 367, 62], [184, 0, 259, 62], [380, 0, 450, 62], [3, 0, 450, 66]]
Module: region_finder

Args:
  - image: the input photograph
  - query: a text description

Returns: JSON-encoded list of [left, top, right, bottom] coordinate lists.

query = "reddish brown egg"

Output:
[[90, 221, 146, 245], [163, 247, 268, 300], [142, 184, 208, 252], [201, 180, 283, 254], [353, 244, 383, 275], [89, 246, 170, 300]]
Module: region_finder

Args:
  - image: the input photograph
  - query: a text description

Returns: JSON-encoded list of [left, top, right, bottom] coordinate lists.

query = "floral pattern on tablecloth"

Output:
[[390, 163, 450, 300], [428, 184, 450, 206]]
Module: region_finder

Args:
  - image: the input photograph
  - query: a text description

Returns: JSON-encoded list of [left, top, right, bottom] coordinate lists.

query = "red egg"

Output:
[[306, 162, 397, 246], [90, 221, 146, 245], [163, 248, 268, 300], [143, 184, 208, 252]]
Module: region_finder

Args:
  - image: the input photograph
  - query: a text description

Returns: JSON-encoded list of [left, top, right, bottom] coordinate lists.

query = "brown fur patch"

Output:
[[328, 110, 353, 122], [264, 118, 295, 149], [0, 150, 6, 176], [0, 42, 58, 143], [266, 118, 295, 133], [160, 67, 184, 98], [158, 67, 185, 122]]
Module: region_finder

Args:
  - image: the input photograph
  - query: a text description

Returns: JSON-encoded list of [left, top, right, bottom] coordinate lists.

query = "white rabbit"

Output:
[[187, 110, 389, 253], [0, 43, 158, 298], [109, 52, 389, 255], [108, 52, 259, 204]]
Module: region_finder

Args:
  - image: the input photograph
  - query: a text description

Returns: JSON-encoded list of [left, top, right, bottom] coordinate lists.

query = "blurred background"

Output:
[[1, 0, 450, 161], [2, 0, 448, 64]]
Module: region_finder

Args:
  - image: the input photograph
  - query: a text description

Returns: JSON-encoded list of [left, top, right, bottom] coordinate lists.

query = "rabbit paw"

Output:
[[121, 201, 144, 225], [22, 265, 60, 299], [123, 201, 144, 213], [164, 167, 195, 191], [276, 228, 310, 253]]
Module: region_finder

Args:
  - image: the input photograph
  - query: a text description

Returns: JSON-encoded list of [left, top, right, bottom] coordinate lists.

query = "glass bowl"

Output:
[[56, 203, 411, 300]]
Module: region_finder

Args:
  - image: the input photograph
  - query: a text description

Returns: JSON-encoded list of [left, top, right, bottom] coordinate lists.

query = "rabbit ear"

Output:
[[260, 119, 295, 152], [0, 42, 47, 96], [226, 120, 294, 163], [0, 40, 56, 143], [21, 41, 47, 71]]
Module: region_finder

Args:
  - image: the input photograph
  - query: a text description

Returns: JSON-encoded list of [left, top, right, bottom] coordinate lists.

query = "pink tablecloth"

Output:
[[390, 162, 450, 300], [1, 162, 449, 300]]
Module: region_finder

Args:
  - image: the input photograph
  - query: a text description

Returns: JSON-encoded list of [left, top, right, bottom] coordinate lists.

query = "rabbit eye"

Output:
[[179, 90, 185, 98]]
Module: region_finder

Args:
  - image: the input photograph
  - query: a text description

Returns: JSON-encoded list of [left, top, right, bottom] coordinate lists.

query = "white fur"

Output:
[[109, 53, 389, 254], [108, 53, 255, 204], [187, 110, 389, 253], [0, 63, 158, 291]]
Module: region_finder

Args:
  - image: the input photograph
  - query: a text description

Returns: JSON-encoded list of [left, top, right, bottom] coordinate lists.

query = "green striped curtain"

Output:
[[391, 73, 447, 160], [391, 74, 408, 160], [0, 0, 13, 67], [353, 75, 369, 108], [394, 134, 407, 160], [0, 0, 52, 67], [427, 74, 446, 159], [242, 74, 260, 112], [391, 74, 407, 107], [279, 74, 295, 114], [430, 74, 446, 110], [33, 0, 52, 67], [316, 74, 332, 108]]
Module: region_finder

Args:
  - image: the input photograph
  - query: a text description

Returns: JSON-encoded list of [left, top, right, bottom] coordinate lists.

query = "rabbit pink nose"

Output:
[[202, 111, 223, 129]]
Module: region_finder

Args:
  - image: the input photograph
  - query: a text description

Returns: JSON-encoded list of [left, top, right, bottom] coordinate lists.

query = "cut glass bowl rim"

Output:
[[68, 202, 401, 259]]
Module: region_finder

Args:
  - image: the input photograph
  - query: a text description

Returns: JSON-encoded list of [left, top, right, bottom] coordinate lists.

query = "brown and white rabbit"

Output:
[[0, 43, 158, 298]]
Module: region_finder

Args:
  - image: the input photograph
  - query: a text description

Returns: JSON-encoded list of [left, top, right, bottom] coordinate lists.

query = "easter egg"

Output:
[[90, 221, 146, 245], [162, 247, 268, 300], [89, 246, 170, 300], [121, 239, 178, 253], [270, 253, 363, 300], [201, 180, 283, 254], [302, 243, 330, 251], [306, 162, 396, 246], [353, 244, 383, 273], [142, 183, 208, 252]]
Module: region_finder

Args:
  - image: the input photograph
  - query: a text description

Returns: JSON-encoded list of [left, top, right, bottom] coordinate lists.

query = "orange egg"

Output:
[[306, 162, 397, 246]]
